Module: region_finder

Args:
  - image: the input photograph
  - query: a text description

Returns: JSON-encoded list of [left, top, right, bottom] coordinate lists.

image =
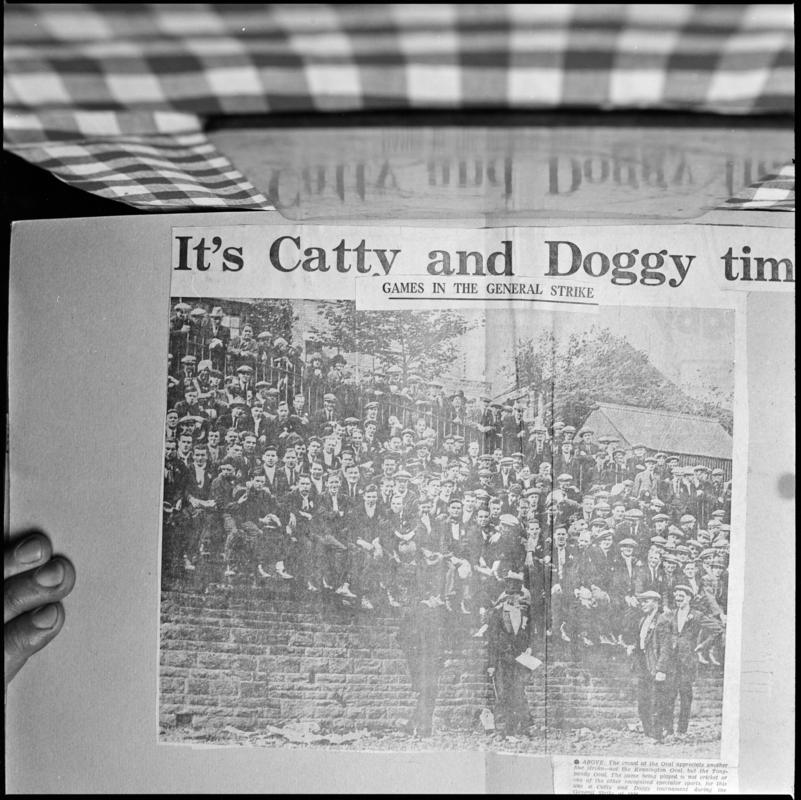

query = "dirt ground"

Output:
[[161, 717, 721, 758]]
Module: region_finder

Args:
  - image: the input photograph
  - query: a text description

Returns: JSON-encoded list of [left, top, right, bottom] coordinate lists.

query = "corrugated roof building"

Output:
[[579, 402, 733, 478]]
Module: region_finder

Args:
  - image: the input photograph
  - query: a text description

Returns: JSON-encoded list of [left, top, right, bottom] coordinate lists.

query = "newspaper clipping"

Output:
[[158, 221, 791, 789]]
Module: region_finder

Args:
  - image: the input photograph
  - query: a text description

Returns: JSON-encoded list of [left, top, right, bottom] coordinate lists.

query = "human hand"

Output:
[[655, 671, 666, 682], [5, 530, 76, 690]]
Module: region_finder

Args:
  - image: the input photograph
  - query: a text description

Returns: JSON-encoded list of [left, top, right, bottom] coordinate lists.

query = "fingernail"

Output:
[[34, 560, 65, 587], [15, 537, 44, 564], [32, 604, 59, 629]]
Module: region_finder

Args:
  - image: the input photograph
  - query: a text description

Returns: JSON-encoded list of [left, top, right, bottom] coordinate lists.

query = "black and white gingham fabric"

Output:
[[721, 160, 794, 210], [4, 4, 795, 211]]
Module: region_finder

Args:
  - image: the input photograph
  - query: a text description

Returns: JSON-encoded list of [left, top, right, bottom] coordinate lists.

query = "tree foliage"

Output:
[[310, 301, 475, 381], [511, 326, 733, 433], [244, 300, 296, 342]]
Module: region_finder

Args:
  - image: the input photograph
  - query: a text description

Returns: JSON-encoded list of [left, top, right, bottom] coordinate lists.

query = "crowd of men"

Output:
[[163, 303, 733, 740]]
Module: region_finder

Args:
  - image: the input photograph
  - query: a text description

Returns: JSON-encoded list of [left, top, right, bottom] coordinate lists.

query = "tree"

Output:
[[243, 300, 296, 342], [511, 326, 733, 432], [310, 301, 476, 382]]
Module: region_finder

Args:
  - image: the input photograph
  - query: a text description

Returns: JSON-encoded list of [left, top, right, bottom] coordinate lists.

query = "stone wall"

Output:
[[159, 584, 724, 734]]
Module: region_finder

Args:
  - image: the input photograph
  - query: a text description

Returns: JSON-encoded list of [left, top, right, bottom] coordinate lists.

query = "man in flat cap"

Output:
[[627, 590, 672, 743], [612, 537, 641, 639], [228, 323, 259, 373], [626, 443, 648, 475], [200, 306, 230, 372], [667, 461, 692, 519], [169, 301, 194, 363], [713, 469, 733, 523], [660, 584, 717, 739], [487, 571, 533, 739], [311, 392, 339, 434], [634, 546, 665, 600], [576, 428, 599, 458], [526, 425, 552, 473], [475, 395, 499, 454], [687, 464, 718, 528], [615, 508, 649, 556], [633, 456, 660, 500], [577, 528, 616, 645], [494, 456, 518, 492], [553, 440, 590, 492], [609, 447, 631, 485], [500, 403, 527, 456]]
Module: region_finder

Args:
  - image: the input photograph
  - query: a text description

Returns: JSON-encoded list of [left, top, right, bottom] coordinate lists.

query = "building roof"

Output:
[[580, 402, 732, 460]]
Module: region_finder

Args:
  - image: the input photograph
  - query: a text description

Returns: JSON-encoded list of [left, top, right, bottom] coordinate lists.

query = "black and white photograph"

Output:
[[5, 2, 792, 794], [159, 298, 734, 756]]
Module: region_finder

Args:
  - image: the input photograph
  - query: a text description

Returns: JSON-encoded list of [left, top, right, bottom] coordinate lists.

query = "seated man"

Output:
[[438, 498, 472, 614], [313, 472, 355, 599]]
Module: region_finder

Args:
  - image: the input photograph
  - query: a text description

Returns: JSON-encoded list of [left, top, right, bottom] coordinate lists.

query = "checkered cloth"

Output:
[[721, 160, 795, 210], [4, 4, 795, 212]]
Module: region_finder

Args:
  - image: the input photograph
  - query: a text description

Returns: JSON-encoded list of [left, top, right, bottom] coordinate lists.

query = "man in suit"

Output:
[[615, 508, 649, 555], [227, 324, 259, 373], [319, 434, 342, 473], [667, 463, 692, 520], [183, 443, 216, 569], [201, 306, 230, 372], [634, 547, 664, 597], [439, 498, 472, 613], [162, 437, 188, 576], [396, 595, 447, 738], [526, 425, 552, 473], [687, 465, 717, 528], [611, 538, 640, 641], [501, 405, 527, 456], [311, 392, 339, 434], [523, 516, 549, 642], [344, 483, 383, 609], [627, 590, 672, 742], [236, 470, 284, 581], [577, 528, 616, 645], [609, 448, 631, 485], [474, 395, 498, 454], [661, 584, 715, 739], [276, 448, 301, 495], [314, 471, 354, 597], [487, 571, 533, 739], [547, 525, 576, 642], [633, 456, 660, 499], [283, 473, 318, 589], [494, 456, 518, 493], [341, 463, 364, 501], [262, 401, 301, 457], [392, 469, 419, 516], [575, 428, 599, 458]]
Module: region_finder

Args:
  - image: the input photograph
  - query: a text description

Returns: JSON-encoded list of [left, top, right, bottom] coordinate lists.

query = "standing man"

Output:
[[628, 590, 671, 743], [662, 584, 711, 739], [487, 571, 533, 740], [202, 306, 230, 372], [396, 599, 447, 739]]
